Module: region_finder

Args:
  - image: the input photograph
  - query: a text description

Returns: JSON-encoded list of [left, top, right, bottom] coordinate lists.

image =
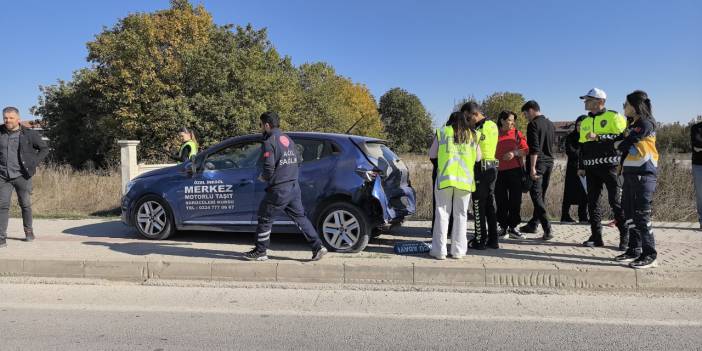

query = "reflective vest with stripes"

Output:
[[579, 110, 627, 144], [178, 140, 198, 163], [437, 126, 478, 192], [476, 119, 499, 161], [578, 110, 627, 167]]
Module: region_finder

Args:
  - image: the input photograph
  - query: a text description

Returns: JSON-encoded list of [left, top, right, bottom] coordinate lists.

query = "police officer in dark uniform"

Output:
[[462, 102, 500, 250], [577, 88, 629, 250], [244, 112, 328, 261]]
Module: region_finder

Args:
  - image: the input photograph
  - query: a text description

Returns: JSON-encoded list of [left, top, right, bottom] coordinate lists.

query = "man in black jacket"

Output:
[[0, 107, 49, 248], [520, 101, 555, 240], [243, 112, 327, 261]]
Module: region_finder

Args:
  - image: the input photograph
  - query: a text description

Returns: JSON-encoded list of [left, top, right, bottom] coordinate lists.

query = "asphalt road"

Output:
[[1, 279, 701, 350]]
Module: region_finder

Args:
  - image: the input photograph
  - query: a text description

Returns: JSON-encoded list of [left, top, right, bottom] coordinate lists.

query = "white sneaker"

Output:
[[429, 251, 446, 260]]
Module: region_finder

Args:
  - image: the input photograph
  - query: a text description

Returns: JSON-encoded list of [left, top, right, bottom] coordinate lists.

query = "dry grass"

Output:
[[404, 153, 697, 222], [6, 156, 696, 222], [9, 164, 122, 219]]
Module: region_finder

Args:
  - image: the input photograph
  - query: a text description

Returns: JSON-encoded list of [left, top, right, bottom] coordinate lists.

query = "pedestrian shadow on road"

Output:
[[82, 241, 307, 262]]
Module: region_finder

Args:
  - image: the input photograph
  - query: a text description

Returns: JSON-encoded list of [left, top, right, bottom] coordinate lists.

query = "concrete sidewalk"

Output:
[[0, 218, 701, 291]]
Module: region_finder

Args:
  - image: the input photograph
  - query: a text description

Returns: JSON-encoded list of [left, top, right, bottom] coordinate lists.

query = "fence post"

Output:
[[118, 140, 140, 195]]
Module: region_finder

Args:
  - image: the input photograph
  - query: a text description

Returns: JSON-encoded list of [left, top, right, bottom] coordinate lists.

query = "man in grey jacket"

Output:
[[0, 107, 49, 247]]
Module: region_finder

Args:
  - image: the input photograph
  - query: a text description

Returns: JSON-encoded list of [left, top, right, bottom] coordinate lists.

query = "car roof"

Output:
[[287, 132, 385, 144], [202, 132, 386, 155]]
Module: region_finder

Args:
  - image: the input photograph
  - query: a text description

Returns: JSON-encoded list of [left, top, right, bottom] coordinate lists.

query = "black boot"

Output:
[[617, 222, 629, 252], [542, 222, 553, 240], [468, 238, 486, 250], [519, 223, 538, 234], [560, 216, 576, 223], [618, 233, 629, 252], [583, 232, 604, 247], [24, 228, 34, 242], [486, 233, 499, 249]]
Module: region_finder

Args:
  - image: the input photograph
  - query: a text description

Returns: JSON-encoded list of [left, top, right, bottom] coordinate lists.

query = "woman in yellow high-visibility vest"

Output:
[[173, 127, 199, 163], [427, 111, 481, 260]]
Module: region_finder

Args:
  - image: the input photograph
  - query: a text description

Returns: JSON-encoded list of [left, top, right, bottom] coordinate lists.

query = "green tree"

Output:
[[295, 63, 384, 138], [379, 88, 434, 153], [480, 92, 527, 132], [656, 116, 701, 154], [33, 69, 113, 168], [33, 0, 385, 167]]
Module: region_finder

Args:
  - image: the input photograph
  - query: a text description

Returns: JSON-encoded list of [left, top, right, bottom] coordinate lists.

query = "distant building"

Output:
[[21, 119, 49, 142]]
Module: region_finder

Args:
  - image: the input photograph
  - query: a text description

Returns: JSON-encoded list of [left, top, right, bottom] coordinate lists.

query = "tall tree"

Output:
[[378, 88, 434, 153], [33, 0, 385, 167], [295, 63, 384, 138], [480, 92, 527, 132]]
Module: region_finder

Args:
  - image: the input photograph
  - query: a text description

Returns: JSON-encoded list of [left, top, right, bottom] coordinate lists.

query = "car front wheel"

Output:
[[133, 195, 175, 240], [317, 202, 370, 253]]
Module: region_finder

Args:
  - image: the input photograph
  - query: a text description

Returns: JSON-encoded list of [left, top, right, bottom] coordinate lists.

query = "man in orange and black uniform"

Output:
[[577, 88, 628, 250]]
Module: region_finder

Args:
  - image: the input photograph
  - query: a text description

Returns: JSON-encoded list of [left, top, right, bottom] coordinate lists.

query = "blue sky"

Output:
[[1, 0, 700, 125]]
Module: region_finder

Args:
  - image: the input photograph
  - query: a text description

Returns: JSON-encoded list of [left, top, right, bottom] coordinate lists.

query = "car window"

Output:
[[293, 138, 331, 163], [364, 142, 399, 163], [204, 141, 262, 171], [364, 142, 401, 174]]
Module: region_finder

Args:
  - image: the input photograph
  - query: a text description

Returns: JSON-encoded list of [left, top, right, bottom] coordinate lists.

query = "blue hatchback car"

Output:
[[121, 132, 416, 252]]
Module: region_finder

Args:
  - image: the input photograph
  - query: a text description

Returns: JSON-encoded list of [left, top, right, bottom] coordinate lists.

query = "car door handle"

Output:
[[238, 179, 254, 185]]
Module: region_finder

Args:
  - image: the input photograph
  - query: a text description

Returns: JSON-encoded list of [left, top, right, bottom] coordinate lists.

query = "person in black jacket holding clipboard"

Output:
[[561, 116, 589, 223]]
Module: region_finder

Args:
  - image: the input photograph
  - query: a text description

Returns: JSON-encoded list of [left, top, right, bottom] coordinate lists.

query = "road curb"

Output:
[[1, 258, 700, 292]]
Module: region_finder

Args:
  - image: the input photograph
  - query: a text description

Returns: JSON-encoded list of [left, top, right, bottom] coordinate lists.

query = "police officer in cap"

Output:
[[462, 101, 500, 250], [244, 112, 328, 261], [577, 88, 629, 250]]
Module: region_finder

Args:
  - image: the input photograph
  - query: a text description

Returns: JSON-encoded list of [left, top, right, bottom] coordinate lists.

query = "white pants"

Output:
[[431, 184, 471, 257]]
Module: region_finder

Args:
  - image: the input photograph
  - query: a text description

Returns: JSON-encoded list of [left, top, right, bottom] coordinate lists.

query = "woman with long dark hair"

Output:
[[494, 110, 529, 239], [427, 111, 481, 259], [174, 126, 199, 163], [614, 90, 659, 269]]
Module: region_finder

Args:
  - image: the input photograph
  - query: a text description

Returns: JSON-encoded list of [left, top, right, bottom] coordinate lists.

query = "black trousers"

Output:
[[561, 198, 589, 222], [495, 168, 522, 229], [622, 173, 657, 257], [528, 162, 553, 233], [585, 166, 627, 243], [0, 176, 33, 240], [473, 166, 498, 244], [255, 181, 322, 253]]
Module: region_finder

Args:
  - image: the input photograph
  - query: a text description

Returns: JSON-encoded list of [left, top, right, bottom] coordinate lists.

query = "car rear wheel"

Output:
[[317, 202, 370, 253], [133, 195, 174, 240]]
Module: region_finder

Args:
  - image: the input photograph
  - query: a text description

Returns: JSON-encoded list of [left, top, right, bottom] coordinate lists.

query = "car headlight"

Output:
[[125, 180, 136, 194]]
